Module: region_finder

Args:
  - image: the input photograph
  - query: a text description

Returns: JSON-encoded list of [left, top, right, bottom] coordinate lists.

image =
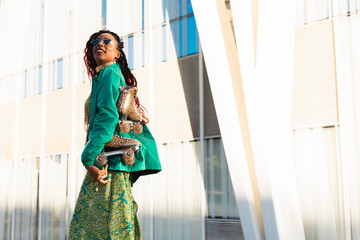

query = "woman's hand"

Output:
[[85, 164, 111, 184]]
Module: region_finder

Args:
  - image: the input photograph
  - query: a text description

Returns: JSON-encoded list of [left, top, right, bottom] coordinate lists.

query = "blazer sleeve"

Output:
[[81, 68, 121, 166]]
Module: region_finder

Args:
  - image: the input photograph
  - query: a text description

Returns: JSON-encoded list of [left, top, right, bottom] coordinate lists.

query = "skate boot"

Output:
[[95, 135, 141, 166], [116, 86, 143, 134]]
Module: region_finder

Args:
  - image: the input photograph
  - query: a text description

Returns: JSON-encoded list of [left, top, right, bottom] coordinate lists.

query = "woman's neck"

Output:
[[95, 61, 116, 73]]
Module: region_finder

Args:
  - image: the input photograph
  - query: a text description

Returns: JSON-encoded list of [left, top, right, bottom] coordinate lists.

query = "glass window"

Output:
[[142, 0, 145, 30], [55, 154, 61, 164], [169, 0, 181, 20], [170, 19, 180, 59], [162, 0, 167, 22], [162, 25, 167, 62], [205, 138, 239, 219], [57, 59, 63, 89], [128, 35, 134, 70], [38, 66, 42, 95], [186, 0, 193, 14], [102, 0, 107, 29], [186, 15, 198, 55]]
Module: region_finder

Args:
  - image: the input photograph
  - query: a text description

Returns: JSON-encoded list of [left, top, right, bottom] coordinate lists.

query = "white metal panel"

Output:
[[293, 127, 343, 239], [74, 0, 100, 52], [133, 141, 203, 240], [315, 0, 330, 20], [305, 0, 317, 23], [152, 0, 165, 25], [133, 32, 143, 69], [348, 17, 360, 239], [44, 0, 71, 61], [292, 20, 338, 128]]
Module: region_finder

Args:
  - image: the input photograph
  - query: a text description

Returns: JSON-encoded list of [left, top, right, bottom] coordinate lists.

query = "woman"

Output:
[[69, 30, 161, 240]]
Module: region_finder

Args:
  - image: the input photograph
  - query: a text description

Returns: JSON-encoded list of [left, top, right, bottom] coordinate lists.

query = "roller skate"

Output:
[[95, 135, 141, 166], [116, 86, 143, 134]]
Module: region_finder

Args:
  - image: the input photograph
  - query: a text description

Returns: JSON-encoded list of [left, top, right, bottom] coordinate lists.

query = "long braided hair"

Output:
[[84, 30, 149, 128]]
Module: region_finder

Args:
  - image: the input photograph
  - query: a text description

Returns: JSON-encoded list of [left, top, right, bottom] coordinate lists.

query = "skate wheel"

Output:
[[95, 153, 107, 166], [120, 122, 130, 133], [123, 149, 134, 165], [133, 123, 143, 134]]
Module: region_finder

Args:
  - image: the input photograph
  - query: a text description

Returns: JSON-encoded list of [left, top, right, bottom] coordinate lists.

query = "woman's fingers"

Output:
[[97, 165, 110, 184], [99, 178, 111, 184]]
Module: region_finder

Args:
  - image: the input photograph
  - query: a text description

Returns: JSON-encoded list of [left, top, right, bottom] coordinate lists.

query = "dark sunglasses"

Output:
[[90, 39, 114, 46]]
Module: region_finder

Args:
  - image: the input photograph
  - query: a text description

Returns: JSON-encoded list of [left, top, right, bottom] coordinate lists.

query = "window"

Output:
[[142, 32, 145, 67], [38, 66, 42, 95], [186, 15, 198, 55], [162, 24, 167, 62], [205, 138, 239, 219], [186, 0, 193, 14], [128, 35, 134, 70], [55, 154, 61, 164], [170, 19, 180, 59], [102, 0, 107, 29], [57, 59, 63, 89], [142, 0, 145, 30]]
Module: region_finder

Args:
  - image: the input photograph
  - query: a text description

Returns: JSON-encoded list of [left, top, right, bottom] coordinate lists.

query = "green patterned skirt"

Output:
[[69, 171, 141, 240]]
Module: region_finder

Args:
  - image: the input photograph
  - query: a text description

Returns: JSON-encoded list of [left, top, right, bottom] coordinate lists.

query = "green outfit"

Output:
[[69, 171, 141, 240], [69, 63, 161, 239], [81, 63, 161, 183]]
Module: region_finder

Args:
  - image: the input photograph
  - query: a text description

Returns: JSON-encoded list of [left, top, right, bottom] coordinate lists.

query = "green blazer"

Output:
[[81, 63, 161, 183]]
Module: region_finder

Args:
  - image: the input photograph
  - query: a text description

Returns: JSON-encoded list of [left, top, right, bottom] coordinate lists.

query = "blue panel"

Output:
[[170, 20, 180, 58], [142, 0, 145, 30], [169, 0, 180, 20], [162, 25, 167, 62], [128, 35, 134, 70], [57, 59, 63, 89], [102, 0, 107, 29], [162, 0, 167, 22], [179, 18, 183, 57], [186, 0, 193, 14], [38, 66, 42, 94], [187, 15, 198, 55]]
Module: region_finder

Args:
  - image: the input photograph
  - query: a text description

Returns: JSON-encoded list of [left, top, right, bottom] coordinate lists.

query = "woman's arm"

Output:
[[81, 68, 121, 168]]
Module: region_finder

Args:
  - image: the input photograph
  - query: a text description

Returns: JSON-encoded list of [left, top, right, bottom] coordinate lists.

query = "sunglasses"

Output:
[[90, 39, 114, 46]]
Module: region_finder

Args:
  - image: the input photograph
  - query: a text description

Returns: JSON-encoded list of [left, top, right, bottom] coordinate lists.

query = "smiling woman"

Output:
[[91, 34, 120, 66], [68, 30, 161, 240]]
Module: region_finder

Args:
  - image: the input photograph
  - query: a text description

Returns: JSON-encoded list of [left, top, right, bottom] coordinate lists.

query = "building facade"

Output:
[[0, 0, 360, 239]]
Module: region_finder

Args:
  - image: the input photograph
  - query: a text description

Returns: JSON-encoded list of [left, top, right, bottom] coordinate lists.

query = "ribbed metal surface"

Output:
[[292, 19, 338, 128], [205, 218, 244, 240], [203, 60, 221, 137], [178, 54, 200, 138]]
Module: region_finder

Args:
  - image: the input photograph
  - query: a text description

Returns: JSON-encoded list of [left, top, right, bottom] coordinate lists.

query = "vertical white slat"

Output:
[[349, 0, 357, 14], [305, 0, 317, 23], [134, 32, 143, 69], [348, 18, 360, 239], [199, 43, 206, 240], [293, 128, 344, 240], [316, 0, 329, 20], [295, 0, 305, 27], [332, 0, 355, 238]]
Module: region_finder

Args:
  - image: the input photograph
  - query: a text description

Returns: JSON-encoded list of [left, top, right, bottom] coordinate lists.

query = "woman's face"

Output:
[[91, 33, 121, 66]]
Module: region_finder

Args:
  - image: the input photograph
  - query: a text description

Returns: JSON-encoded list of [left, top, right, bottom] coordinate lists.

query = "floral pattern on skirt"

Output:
[[69, 171, 141, 240]]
